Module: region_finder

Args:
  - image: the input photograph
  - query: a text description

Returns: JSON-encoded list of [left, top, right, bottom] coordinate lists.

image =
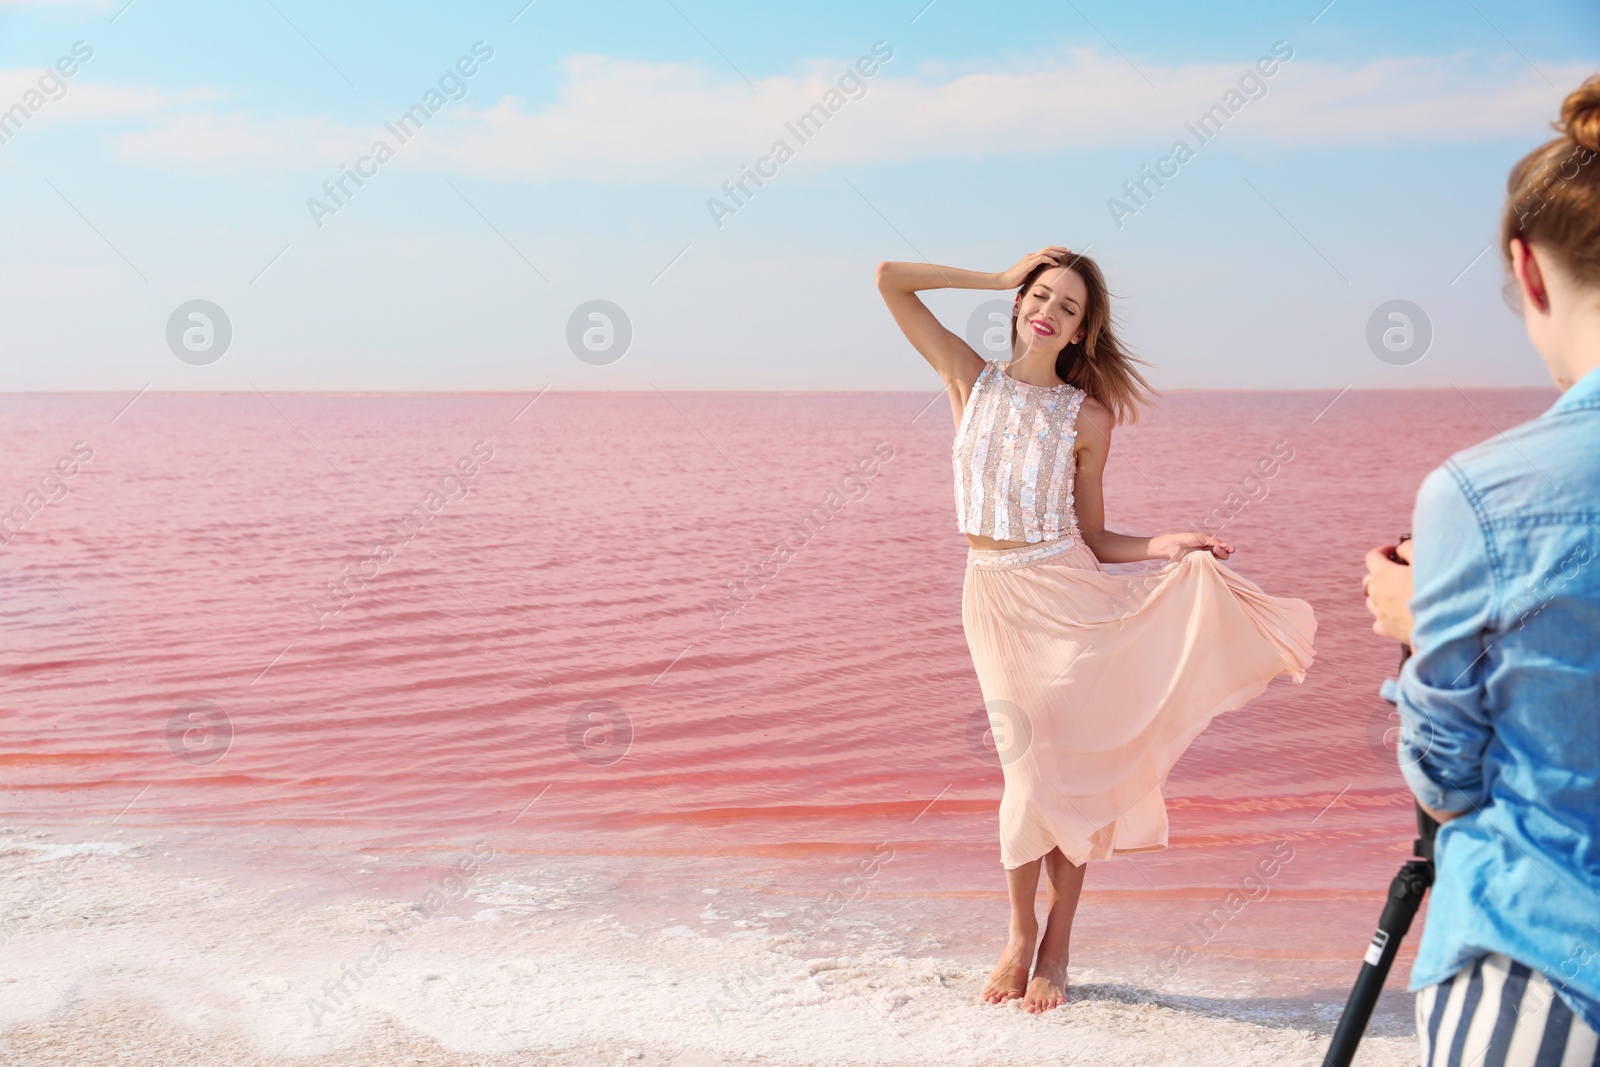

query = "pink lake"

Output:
[[0, 386, 1558, 1061]]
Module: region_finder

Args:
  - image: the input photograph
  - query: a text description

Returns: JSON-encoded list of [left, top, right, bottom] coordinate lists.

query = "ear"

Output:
[[1511, 237, 1550, 313]]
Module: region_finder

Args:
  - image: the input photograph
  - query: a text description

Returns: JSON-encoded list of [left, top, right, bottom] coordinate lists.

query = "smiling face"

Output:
[[1012, 265, 1088, 354]]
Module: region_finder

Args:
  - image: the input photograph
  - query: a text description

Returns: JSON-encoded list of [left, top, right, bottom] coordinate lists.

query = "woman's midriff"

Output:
[[964, 533, 1099, 572], [965, 534, 1047, 551]]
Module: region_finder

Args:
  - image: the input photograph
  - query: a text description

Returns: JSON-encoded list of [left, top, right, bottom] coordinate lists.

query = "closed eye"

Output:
[[1032, 287, 1079, 315]]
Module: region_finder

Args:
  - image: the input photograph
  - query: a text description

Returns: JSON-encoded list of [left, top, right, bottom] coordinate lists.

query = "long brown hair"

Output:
[[1500, 73, 1600, 297], [1009, 253, 1157, 425]]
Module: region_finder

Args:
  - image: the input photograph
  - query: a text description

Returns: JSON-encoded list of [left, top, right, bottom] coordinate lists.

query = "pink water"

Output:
[[0, 386, 1557, 1009]]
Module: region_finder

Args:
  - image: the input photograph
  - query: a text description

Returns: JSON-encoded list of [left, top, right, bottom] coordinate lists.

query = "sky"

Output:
[[0, 0, 1596, 392]]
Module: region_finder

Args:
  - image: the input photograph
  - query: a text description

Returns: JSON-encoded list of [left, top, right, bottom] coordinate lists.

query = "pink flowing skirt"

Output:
[[961, 536, 1317, 870]]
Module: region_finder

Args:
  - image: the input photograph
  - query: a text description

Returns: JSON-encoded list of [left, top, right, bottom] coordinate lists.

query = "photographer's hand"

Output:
[[1418, 798, 1463, 826], [1364, 539, 1414, 644]]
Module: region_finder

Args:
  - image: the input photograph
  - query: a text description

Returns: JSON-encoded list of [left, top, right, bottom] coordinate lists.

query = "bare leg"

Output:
[[979, 857, 1042, 1004], [1020, 847, 1085, 1013]]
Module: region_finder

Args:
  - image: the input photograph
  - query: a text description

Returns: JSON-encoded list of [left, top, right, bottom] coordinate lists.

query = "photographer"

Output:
[[1364, 75, 1600, 1065]]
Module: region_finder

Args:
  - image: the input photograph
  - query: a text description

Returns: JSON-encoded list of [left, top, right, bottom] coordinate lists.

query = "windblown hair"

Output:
[[1500, 73, 1600, 299], [1009, 253, 1157, 425]]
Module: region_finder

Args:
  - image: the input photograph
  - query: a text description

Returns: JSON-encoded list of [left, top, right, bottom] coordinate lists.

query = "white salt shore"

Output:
[[0, 834, 1418, 1067]]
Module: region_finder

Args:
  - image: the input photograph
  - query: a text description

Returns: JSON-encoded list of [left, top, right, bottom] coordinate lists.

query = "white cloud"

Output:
[[98, 48, 1598, 178], [0, 68, 212, 119], [113, 111, 356, 169], [414, 50, 1590, 180]]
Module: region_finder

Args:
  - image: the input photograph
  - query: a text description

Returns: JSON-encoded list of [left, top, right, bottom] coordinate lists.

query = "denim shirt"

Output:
[[1380, 365, 1600, 1033]]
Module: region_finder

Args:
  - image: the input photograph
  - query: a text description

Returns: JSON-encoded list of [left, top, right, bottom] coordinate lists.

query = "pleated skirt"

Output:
[[961, 535, 1317, 870]]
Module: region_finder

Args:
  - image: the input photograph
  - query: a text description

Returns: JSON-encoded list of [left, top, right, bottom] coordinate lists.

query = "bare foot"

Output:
[[979, 934, 1035, 1005], [1018, 962, 1068, 1013]]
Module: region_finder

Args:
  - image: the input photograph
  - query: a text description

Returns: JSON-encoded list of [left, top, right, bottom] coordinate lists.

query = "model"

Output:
[[876, 247, 1317, 1013]]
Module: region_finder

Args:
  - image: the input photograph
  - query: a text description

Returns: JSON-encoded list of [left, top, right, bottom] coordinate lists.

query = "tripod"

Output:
[[1323, 616, 1438, 1067], [1321, 801, 1439, 1067]]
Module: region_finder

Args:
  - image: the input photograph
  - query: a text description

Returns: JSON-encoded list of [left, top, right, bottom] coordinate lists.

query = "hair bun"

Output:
[[1558, 73, 1600, 153]]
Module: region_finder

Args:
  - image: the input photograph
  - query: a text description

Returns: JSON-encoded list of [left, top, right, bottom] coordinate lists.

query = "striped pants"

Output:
[[1418, 953, 1600, 1066]]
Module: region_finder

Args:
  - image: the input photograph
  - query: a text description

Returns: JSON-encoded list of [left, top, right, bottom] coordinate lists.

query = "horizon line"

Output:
[[0, 385, 1561, 397]]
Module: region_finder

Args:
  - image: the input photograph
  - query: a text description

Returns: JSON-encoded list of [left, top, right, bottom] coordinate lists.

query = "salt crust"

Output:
[[0, 840, 1419, 1067]]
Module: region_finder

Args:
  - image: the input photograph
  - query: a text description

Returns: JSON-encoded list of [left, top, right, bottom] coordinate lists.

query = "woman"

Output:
[[1364, 74, 1600, 1066], [876, 249, 1317, 1013]]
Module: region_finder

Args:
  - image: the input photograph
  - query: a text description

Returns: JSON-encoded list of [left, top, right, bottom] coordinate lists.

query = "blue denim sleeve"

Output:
[[1395, 463, 1498, 815]]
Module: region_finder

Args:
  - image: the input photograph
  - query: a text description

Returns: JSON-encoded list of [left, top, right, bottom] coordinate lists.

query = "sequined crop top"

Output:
[[952, 360, 1088, 544]]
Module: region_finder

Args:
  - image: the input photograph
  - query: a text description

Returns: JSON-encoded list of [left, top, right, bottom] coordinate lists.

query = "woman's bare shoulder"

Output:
[[1078, 392, 1110, 415], [945, 358, 991, 429], [1073, 394, 1115, 452], [952, 353, 988, 392], [1077, 393, 1114, 427]]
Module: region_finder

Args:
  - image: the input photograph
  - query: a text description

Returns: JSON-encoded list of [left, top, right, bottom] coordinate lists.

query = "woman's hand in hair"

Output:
[[997, 247, 1074, 290], [1150, 532, 1234, 562]]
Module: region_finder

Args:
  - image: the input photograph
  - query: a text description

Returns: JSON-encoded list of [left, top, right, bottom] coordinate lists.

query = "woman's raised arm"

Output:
[[875, 247, 1071, 387]]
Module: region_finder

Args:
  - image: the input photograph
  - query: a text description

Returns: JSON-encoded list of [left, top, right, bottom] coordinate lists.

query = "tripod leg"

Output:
[[1321, 858, 1434, 1067]]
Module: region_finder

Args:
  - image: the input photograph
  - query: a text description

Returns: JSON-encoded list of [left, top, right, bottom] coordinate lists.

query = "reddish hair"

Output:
[[1500, 73, 1600, 297]]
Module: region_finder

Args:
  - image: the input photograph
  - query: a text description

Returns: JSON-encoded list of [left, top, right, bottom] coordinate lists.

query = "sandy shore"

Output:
[[0, 987, 1419, 1067], [0, 834, 1419, 1067]]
